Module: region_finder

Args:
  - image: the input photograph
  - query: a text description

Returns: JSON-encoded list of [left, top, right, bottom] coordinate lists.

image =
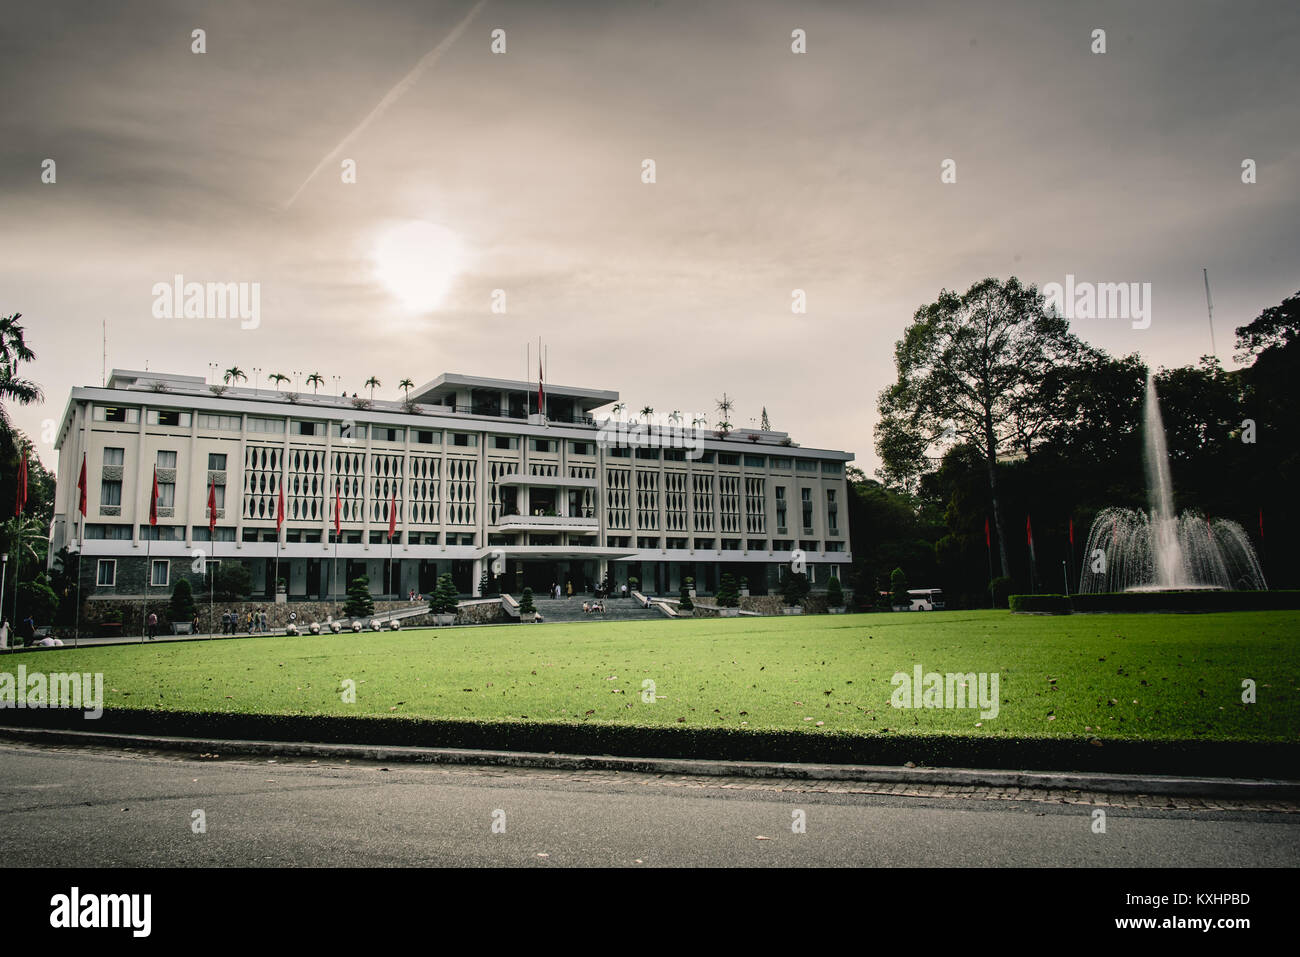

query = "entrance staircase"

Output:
[[527, 597, 667, 624]]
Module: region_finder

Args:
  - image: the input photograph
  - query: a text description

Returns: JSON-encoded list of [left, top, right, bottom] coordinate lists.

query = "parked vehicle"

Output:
[[907, 588, 945, 611]]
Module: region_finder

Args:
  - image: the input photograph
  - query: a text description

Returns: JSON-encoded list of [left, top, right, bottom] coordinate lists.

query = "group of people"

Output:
[[221, 610, 271, 634], [548, 582, 575, 599], [407, 589, 423, 603], [581, 600, 606, 614]]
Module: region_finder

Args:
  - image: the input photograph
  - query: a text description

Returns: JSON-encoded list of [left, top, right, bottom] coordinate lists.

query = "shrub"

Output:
[[206, 562, 251, 602], [780, 572, 809, 607], [716, 573, 740, 607], [429, 574, 460, 616], [988, 576, 1013, 609], [343, 576, 374, 618], [627, 577, 640, 594], [1008, 594, 1072, 614], [890, 567, 909, 608], [678, 579, 694, 611], [169, 577, 197, 623], [826, 575, 844, 608], [518, 587, 536, 616], [479, 570, 498, 597]]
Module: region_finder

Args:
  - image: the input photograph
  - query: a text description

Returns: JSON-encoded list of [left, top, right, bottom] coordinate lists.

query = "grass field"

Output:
[[17, 610, 1300, 743]]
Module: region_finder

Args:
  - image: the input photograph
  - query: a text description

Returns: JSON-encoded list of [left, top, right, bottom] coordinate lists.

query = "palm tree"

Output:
[[640, 406, 654, 421], [305, 373, 324, 395], [669, 410, 682, 424], [0, 313, 42, 433], [364, 376, 381, 400], [691, 415, 708, 429], [268, 373, 290, 391], [223, 366, 246, 386], [612, 402, 626, 418], [399, 378, 415, 400]]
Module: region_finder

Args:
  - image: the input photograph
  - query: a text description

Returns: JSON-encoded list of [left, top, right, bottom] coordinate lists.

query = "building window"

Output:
[[94, 405, 139, 424], [721, 538, 741, 550], [247, 416, 285, 433], [637, 536, 660, 549], [822, 461, 843, 474], [292, 420, 321, 436], [694, 537, 715, 550], [607, 447, 631, 458], [796, 459, 819, 472], [569, 441, 593, 455], [772, 539, 794, 551], [530, 438, 555, 453], [492, 435, 518, 450], [100, 479, 122, 506], [666, 537, 688, 549], [695, 452, 715, 464], [801, 488, 813, 531], [775, 486, 787, 532], [84, 524, 131, 540], [140, 525, 184, 542], [748, 538, 767, 550], [146, 409, 191, 427], [634, 448, 659, 459], [827, 489, 838, 534], [414, 430, 440, 445], [374, 426, 404, 443], [331, 421, 367, 440], [662, 448, 686, 461], [198, 413, 241, 431], [770, 457, 792, 470], [151, 560, 170, 587], [718, 453, 740, 466], [825, 541, 845, 552], [103, 447, 125, 466], [451, 433, 477, 447], [96, 560, 116, 586], [744, 455, 765, 468], [156, 450, 177, 469], [208, 452, 227, 470]]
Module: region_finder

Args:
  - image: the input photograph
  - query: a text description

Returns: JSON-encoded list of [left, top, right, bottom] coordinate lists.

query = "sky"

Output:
[[2, 0, 1297, 475]]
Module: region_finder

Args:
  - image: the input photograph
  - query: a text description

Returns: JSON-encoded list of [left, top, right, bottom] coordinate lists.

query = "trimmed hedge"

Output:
[[1009, 594, 1072, 614], [1071, 590, 1300, 613]]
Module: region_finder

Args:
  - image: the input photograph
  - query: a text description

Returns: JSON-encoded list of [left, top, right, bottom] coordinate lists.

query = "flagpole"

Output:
[[142, 530, 150, 644], [985, 522, 993, 608], [73, 516, 82, 648]]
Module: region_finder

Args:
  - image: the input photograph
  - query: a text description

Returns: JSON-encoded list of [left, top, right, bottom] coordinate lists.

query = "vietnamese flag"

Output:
[[537, 354, 544, 415], [1259, 508, 1264, 539], [207, 478, 218, 533], [1068, 517, 1074, 547], [148, 466, 159, 526], [276, 483, 285, 531], [388, 487, 397, 541], [984, 517, 990, 548], [77, 453, 88, 517], [1026, 514, 1033, 547], [14, 451, 27, 516], [334, 482, 342, 536]]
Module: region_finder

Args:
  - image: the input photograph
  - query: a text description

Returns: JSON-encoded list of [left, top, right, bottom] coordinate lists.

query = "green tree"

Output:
[[16, 577, 58, 626], [206, 562, 251, 602], [169, 577, 197, 624], [518, 586, 536, 616], [305, 373, 324, 394], [429, 573, 460, 615], [479, 569, 498, 597], [826, 574, 844, 608], [0, 313, 42, 435], [223, 366, 246, 385], [716, 573, 739, 607], [679, 577, 694, 611], [781, 571, 809, 607], [876, 277, 1085, 578], [890, 567, 909, 608], [343, 576, 374, 618]]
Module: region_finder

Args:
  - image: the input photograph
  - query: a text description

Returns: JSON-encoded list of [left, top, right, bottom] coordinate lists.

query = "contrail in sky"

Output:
[[283, 0, 488, 209]]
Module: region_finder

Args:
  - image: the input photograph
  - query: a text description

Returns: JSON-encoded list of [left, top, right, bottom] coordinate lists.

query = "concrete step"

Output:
[[529, 598, 665, 623]]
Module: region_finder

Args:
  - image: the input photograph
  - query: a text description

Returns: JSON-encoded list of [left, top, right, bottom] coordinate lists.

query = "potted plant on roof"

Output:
[[429, 573, 460, 626]]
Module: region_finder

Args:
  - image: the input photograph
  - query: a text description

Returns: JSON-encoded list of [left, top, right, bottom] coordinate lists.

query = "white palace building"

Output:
[[50, 369, 853, 602]]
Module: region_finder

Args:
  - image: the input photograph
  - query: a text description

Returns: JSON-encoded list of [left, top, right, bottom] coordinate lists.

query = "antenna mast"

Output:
[[1203, 268, 1218, 359]]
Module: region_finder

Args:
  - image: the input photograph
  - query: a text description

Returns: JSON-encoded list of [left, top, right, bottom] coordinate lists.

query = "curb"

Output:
[[2, 725, 1295, 800]]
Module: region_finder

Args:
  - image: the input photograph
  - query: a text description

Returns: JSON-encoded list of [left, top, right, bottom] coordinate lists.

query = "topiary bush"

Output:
[[890, 567, 909, 608], [679, 578, 694, 611], [343, 575, 374, 619], [988, 576, 1013, 609], [518, 587, 536, 616], [169, 577, 196, 624], [716, 573, 740, 607], [429, 573, 460, 616], [781, 571, 809, 607], [826, 575, 844, 608]]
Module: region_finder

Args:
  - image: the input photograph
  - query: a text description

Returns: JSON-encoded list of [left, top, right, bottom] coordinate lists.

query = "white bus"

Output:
[[906, 588, 945, 611]]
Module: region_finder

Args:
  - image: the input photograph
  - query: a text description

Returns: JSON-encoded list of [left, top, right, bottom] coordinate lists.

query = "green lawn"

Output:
[[20, 610, 1300, 742]]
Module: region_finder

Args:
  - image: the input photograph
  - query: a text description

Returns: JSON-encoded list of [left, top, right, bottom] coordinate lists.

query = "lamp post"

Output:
[[252, 366, 262, 395], [0, 553, 8, 649]]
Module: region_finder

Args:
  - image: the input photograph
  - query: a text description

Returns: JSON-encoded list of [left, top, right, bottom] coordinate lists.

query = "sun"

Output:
[[370, 220, 464, 312]]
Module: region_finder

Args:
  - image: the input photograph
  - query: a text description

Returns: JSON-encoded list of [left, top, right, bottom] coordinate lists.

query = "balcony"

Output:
[[496, 511, 598, 533], [497, 473, 598, 488]]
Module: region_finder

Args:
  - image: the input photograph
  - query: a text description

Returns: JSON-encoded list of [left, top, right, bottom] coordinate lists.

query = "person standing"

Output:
[[146, 611, 158, 640], [566, 580, 573, 599]]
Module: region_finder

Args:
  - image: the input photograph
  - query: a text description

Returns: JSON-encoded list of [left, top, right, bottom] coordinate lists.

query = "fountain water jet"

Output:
[[1078, 375, 1267, 593]]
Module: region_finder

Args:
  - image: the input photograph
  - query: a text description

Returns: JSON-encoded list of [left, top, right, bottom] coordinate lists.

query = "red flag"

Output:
[[207, 479, 218, 534], [77, 453, 87, 517], [14, 451, 27, 516], [1068, 517, 1074, 547], [1259, 508, 1264, 539], [984, 517, 990, 548], [388, 486, 397, 541], [537, 353, 544, 415], [1026, 514, 1033, 547], [334, 482, 342, 536], [276, 483, 285, 531], [149, 466, 159, 526]]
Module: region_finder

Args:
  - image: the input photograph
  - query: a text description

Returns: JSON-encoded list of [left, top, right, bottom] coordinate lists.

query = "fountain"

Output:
[[1078, 374, 1267, 593]]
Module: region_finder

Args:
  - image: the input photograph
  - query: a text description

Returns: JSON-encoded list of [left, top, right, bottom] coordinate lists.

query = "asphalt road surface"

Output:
[[0, 741, 1296, 867]]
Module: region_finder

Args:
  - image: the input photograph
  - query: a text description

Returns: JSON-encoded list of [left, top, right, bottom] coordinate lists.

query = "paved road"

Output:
[[0, 741, 1295, 867]]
